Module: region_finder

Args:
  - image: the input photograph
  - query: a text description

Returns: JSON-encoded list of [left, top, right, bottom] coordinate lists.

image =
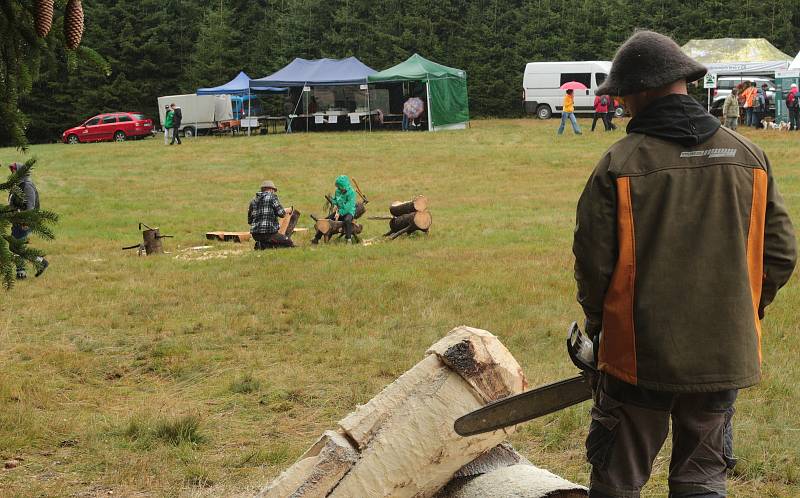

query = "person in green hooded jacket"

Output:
[[312, 175, 357, 244], [163, 105, 174, 145]]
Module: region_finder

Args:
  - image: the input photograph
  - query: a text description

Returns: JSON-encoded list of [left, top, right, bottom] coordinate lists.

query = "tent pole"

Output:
[[248, 88, 252, 136], [426, 77, 433, 132], [366, 81, 372, 133]]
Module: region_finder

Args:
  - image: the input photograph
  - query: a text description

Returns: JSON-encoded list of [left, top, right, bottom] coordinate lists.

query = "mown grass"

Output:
[[0, 119, 797, 497]]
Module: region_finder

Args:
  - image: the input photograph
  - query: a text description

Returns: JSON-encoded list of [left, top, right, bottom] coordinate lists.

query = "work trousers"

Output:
[[587, 373, 736, 498], [606, 111, 617, 130], [558, 112, 581, 134], [314, 213, 353, 240], [170, 126, 182, 144], [790, 108, 800, 131], [744, 107, 753, 127], [591, 112, 609, 131], [252, 231, 294, 249], [723, 117, 738, 130]]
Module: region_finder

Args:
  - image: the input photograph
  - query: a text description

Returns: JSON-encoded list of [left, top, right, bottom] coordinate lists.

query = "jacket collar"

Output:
[[627, 94, 720, 146]]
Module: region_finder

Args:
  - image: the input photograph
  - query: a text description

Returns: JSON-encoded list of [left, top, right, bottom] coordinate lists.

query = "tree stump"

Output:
[[141, 228, 163, 255], [387, 211, 432, 239], [390, 195, 428, 216]]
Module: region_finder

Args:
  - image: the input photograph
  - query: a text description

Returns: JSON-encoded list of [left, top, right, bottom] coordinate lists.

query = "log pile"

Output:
[[255, 326, 587, 498], [383, 195, 432, 239]]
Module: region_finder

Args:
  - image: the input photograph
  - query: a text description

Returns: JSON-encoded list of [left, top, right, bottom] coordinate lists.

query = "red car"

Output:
[[62, 112, 153, 144]]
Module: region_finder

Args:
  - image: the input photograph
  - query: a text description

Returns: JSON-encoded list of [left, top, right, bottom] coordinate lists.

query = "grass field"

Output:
[[0, 119, 798, 497]]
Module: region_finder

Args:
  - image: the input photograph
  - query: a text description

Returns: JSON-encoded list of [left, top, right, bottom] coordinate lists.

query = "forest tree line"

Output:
[[10, 0, 800, 144]]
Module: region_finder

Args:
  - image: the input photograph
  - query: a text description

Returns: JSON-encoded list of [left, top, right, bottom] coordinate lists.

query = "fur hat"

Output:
[[596, 30, 707, 96]]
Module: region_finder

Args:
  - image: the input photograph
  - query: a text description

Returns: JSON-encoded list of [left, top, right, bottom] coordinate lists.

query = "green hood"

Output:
[[335, 175, 351, 191], [332, 175, 356, 217]]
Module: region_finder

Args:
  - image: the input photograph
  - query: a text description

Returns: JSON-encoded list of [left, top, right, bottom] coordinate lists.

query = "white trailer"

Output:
[[522, 61, 613, 119], [156, 94, 233, 137]]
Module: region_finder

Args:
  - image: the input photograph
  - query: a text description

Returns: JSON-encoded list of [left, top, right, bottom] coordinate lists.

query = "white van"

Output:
[[523, 61, 613, 119], [157, 94, 234, 137]]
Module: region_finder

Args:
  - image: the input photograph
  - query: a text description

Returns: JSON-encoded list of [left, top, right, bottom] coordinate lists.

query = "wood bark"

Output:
[[390, 195, 428, 216], [436, 464, 587, 498], [387, 211, 432, 238], [257, 326, 529, 498], [314, 218, 363, 239], [142, 228, 163, 255]]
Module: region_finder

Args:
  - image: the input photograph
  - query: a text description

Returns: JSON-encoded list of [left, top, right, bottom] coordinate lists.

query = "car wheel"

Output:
[[67, 134, 79, 144], [615, 107, 625, 118], [536, 105, 552, 120], [183, 127, 195, 138], [114, 131, 126, 142]]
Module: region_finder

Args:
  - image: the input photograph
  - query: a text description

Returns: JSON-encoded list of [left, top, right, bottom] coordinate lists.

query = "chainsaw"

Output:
[[454, 322, 597, 437]]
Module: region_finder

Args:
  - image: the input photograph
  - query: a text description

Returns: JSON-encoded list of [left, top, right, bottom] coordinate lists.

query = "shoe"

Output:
[[345, 238, 353, 244], [35, 258, 48, 277], [310, 238, 319, 245], [16, 270, 27, 280]]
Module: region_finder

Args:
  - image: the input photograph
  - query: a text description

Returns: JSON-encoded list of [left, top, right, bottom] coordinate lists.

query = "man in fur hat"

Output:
[[572, 30, 796, 497]]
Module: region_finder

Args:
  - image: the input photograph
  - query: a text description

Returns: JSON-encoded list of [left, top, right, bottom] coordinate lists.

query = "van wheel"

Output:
[[114, 131, 126, 142], [615, 107, 625, 118], [183, 127, 195, 138], [536, 105, 552, 120]]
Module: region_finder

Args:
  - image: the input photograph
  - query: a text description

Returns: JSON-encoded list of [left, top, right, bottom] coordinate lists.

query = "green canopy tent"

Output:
[[368, 54, 469, 131]]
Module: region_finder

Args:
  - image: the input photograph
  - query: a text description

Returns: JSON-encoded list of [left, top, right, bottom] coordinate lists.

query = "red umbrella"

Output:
[[560, 81, 588, 90]]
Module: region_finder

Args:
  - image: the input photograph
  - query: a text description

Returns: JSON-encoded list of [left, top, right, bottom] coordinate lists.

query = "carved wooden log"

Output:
[[278, 207, 301, 237], [354, 202, 367, 219], [142, 228, 163, 255], [314, 218, 363, 240], [387, 211, 432, 238], [256, 326, 529, 498], [390, 195, 428, 216]]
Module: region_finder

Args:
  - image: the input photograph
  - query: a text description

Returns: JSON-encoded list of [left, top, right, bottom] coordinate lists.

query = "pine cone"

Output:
[[35, 0, 54, 37], [64, 0, 84, 50]]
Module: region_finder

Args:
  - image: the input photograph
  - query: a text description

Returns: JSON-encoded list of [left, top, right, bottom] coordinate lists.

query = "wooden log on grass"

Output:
[[278, 207, 301, 237], [390, 195, 428, 216], [387, 210, 432, 239], [256, 326, 529, 498], [313, 217, 363, 240]]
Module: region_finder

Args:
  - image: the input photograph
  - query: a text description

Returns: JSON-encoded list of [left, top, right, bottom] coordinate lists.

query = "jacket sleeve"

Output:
[[573, 154, 618, 338], [247, 198, 255, 225], [272, 195, 286, 218], [759, 157, 797, 317], [23, 181, 37, 211]]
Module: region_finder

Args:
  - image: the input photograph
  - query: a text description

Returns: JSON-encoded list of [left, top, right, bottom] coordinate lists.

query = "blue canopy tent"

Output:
[[198, 71, 286, 135], [249, 57, 376, 88]]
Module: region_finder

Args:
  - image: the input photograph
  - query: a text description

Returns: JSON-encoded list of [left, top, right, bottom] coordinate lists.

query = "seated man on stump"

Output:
[[248, 180, 293, 249], [312, 175, 357, 244]]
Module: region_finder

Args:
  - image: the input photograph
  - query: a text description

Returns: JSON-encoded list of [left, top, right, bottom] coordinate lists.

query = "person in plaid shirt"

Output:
[[248, 180, 293, 249]]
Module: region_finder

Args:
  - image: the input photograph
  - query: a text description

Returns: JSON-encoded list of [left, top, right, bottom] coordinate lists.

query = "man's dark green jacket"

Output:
[[573, 94, 797, 392]]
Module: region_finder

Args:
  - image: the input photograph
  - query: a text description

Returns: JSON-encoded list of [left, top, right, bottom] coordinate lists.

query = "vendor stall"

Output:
[[368, 54, 469, 131], [681, 38, 793, 76], [198, 71, 286, 134]]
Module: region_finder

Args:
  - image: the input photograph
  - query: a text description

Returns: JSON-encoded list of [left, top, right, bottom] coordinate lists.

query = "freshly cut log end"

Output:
[[390, 195, 428, 216], [278, 207, 301, 237], [387, 210, 432, 238], [35, 0, 54, 37]]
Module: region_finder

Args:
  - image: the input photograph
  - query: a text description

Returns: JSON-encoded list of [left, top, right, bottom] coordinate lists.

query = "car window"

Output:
[[85, 117, 101, 126], [595, 73, 607, 87], [101, 116, 117, 124], [132, 114, 146, 121], [117, 115, 132, 122], [560, 73, 591, 88]]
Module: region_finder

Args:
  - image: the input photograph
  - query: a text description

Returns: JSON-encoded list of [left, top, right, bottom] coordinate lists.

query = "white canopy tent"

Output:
[[682, 38, 792, 76], [790, 50, 800, 71]]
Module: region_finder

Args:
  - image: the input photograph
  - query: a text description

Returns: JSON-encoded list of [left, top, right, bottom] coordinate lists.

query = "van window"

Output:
[[595, 73, 607, 87], [560, 73, 591, 88]]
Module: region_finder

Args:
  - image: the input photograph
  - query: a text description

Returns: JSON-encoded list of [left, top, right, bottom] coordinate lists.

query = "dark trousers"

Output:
[[314, 213, 353, 240], [592, 112, 609, 131], [170, 126, 181, 144], [587, 373, 736, 498], [753, 111, 765, 128], [606, 111, 617, 130], [790, 108, 800, 131], [11, 224, 31, 271], [252, 231, 294, 249]]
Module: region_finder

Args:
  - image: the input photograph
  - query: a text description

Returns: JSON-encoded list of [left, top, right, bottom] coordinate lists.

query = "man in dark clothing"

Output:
[[170, 103, 182, 144], [8, 162, 49, 279], [574, 31, 796, 498], [247, 180, 293, 249], [605, 98, 618, 131]]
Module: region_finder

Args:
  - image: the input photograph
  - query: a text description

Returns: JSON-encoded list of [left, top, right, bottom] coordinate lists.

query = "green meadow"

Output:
[[0, 119, 797, 497]]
